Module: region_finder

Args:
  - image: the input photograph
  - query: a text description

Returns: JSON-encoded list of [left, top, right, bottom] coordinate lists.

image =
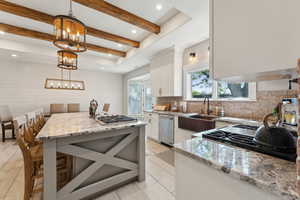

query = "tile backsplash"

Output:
[[156, 90, 297, 121]]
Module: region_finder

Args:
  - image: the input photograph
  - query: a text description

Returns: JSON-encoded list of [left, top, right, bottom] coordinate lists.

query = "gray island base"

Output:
[[37, 113, 146, 200]]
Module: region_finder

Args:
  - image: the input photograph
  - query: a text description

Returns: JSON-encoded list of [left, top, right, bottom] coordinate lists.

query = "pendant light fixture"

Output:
[[53, 0, 87, 52], [57, 50, 78, 70]]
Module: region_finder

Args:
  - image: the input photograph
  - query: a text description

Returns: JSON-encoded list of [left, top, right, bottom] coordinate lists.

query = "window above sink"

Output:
[[184, 65, 256, 101]]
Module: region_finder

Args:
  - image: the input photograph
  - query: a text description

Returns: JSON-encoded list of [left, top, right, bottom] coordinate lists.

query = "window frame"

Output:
[[183, 65, 256, 101]]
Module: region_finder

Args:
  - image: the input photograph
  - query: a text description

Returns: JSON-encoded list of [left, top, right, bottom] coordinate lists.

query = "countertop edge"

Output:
[[37, 122, 147, 141]]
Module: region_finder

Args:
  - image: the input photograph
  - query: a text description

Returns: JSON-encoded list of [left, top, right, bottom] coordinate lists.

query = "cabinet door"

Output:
[[150, 68, 159, 97], [211, 0, 300, 80], [151, 64, 171, 97], [150, 113, 160, 141], [160, 64, 171, 97], [144, 113, 152, 138]]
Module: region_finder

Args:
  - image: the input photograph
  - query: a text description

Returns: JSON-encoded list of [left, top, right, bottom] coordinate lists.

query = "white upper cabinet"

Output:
[[210, 0, 300, 81], [150, 47, 183, 97]]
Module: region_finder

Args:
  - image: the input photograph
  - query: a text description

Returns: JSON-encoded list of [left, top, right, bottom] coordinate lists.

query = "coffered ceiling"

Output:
[[0, 0, 209, 73]]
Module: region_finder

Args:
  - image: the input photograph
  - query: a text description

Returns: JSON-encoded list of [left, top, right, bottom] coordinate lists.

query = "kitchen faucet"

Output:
[[203, 96, 211, 115]]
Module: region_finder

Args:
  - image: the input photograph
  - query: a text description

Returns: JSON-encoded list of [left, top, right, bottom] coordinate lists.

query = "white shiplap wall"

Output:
[[0, 59, 123, 117]]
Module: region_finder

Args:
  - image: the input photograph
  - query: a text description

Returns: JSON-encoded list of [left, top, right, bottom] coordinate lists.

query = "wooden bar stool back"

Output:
[[50, 104, 65, 114], [67, 103, 80, 113], [15, 116, 41, 200], [15, 115, 73, 200]]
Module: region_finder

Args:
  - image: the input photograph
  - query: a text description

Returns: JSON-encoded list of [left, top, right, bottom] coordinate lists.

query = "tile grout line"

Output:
[[146, 169, 175, 197], [146, 141, 175, 196], [148, 154, 175, 177], [115, 190, 123, 200]]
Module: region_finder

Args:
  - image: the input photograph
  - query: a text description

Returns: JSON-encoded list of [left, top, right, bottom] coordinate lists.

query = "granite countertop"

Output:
[[215, 116, 298, 132], [174, 130, 299, 200], [144, 110, 197, 116], [145, 110, 261, 123], [37, 112, 147, 140], [215, 116, 262, 126]]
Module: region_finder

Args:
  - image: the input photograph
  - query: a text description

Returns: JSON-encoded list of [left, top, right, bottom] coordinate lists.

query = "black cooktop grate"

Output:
[[203, 131, 296, 162]]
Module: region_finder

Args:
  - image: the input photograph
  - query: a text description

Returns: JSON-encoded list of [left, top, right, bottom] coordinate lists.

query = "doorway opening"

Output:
[[127, 74, 155, 117]]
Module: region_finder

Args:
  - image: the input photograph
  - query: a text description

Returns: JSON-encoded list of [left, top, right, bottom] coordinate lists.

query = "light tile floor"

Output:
[[0, 139, 175, 200]]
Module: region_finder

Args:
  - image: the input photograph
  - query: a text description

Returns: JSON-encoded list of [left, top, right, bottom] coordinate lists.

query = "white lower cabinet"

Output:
[[144, 112, 159, 141], [175, 153, 281, 200]]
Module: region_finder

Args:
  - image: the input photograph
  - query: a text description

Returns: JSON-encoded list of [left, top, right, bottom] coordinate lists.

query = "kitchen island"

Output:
[[37, 112, 147, 200]]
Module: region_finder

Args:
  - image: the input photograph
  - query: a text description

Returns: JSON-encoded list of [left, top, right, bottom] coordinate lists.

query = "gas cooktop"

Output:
[[202, 129, 297, 162], [96, 115, 137, 124], [232, 124, 259, 131]]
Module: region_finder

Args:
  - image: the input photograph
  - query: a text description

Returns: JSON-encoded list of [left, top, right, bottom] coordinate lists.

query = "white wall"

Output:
[[0, 59, 123, 117]]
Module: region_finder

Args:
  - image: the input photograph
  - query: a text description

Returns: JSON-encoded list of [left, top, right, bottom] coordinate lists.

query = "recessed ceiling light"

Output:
[[131, 29, 137, 34], [118, 44, 123, 47], [156, 4, 163, 11], [11, 54, 17, 57], [0, 31, 5, 35]]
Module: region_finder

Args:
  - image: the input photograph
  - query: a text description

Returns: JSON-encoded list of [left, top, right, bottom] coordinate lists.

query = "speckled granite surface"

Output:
[[144, 110, 197, 116], [216, 116, 262, 126], [174, 130, 299, 200], [37, 112, 146, 140]]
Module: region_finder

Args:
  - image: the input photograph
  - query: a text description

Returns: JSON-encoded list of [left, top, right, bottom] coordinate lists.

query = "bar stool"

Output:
[[0, 105, 15, 142], [14, 116, 73, 200], [67, 103, 80, 113], [15, 115, 41, 200], [50, 104, 65, 114]]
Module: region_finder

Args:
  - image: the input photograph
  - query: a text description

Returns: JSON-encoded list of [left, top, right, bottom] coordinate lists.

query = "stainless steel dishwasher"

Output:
[[159, 114, 174, 146]]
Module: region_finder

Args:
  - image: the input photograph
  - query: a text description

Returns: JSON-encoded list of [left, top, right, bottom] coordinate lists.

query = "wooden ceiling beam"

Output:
[[73, 0, 161, 34], [0, 23, 126, 57], [0, 1, 140, 47], [0, 23, 54, 42], [87, 27, 138, 47]]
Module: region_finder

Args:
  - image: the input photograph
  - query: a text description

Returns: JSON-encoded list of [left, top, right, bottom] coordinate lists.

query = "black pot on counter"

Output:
[[253, 113, 297, 153]]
